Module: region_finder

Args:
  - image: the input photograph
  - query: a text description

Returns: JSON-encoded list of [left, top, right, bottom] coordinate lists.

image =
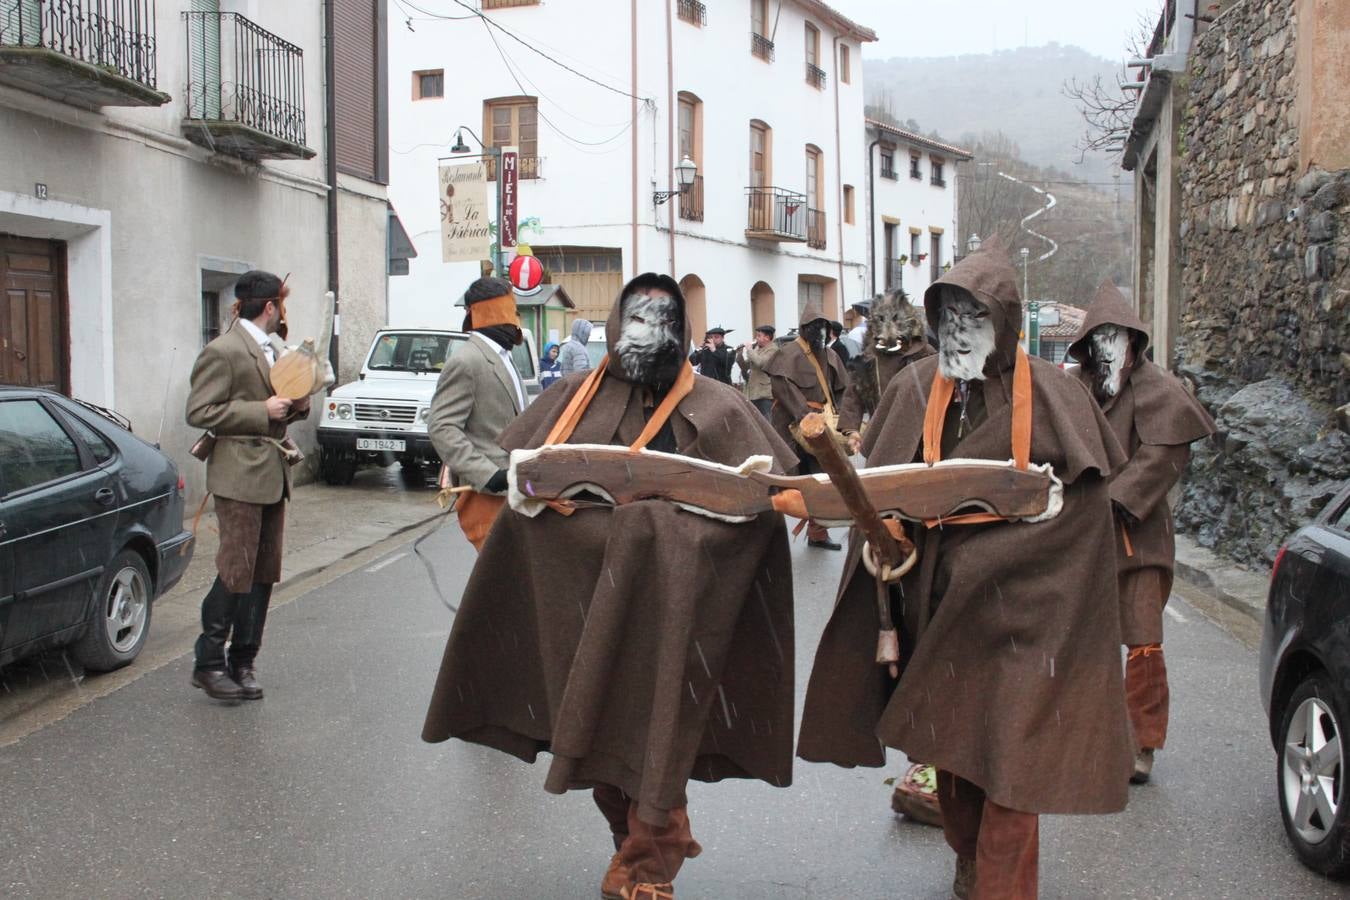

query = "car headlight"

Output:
[[336, 403, 353, 420], [418, 407, 431, 423]]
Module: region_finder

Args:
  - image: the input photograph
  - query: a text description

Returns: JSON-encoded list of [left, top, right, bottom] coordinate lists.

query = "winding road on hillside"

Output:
[[1000, 170, 1059, 262]]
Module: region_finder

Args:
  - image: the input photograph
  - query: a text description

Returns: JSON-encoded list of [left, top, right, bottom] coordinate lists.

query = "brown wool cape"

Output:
[[797, 245, 1136, 816], [1067, 281, 1216, 645], [762, 302, 849, 451], [422, 274, 800, 827]]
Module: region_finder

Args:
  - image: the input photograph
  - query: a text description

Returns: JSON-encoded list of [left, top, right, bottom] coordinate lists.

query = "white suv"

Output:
[[316, 328, 539, 485]]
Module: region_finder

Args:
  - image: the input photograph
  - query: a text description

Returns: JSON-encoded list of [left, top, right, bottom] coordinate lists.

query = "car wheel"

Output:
[[320, 446, 357, 485], [1277, 672, 1350, 877], [73, 550, 153, 673]]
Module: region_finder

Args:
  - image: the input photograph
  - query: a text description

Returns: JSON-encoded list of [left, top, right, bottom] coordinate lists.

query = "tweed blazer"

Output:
[[428, 333, 523, 491], [185, 324, 295, 505]]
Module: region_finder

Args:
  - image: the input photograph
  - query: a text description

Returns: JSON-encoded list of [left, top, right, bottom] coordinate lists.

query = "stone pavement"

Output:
[[0, 465, 450, 745]]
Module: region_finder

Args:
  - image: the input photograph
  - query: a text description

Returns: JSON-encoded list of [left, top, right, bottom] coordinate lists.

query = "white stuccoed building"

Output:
[[388, 0, 876, 345], [0, 0, 394, 500], [864, 118, 972, 311]]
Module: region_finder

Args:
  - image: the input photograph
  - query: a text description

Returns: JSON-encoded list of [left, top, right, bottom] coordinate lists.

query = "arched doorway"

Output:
[[750, 281, 775, 332], [679, 274, 707, 343]]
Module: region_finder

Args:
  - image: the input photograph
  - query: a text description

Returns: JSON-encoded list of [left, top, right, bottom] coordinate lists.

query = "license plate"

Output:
[[357, 438, 406, 452]]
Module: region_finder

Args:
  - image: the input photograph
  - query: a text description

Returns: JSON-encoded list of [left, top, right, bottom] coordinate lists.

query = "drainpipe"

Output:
[[866, 137, 879, 297], [831, 36, 846, 313], [630, 0, 639, 277], [666, 0, 676, 273], [324, 0, 340, 376]]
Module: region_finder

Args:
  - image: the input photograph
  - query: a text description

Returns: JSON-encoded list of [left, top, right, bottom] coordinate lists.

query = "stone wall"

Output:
[[1173, 0, 1349, 566]]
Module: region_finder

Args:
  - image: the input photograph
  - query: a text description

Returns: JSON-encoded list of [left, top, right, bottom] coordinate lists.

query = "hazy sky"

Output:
[[827, 0, 1165, 61]]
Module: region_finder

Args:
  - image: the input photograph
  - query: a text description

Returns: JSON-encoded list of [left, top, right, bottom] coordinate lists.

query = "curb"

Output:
[[1172, 534, 1269, 625], [275, 508, 447, 589]]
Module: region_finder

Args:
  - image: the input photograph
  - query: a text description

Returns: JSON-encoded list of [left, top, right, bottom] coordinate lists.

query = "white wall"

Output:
[[387, 0, 873, 335]]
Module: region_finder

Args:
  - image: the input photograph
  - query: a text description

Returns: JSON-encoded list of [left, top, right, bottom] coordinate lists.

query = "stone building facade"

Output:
[[1166, 0, 1349, 565]]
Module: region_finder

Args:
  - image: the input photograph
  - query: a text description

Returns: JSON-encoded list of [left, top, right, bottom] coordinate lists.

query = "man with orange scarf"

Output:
[[423, 274, 797, 899], [428, 276, 527, 551]]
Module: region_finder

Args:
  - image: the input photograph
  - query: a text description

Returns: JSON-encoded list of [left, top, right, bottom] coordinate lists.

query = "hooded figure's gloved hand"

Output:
[[485, 469, 510, 494]]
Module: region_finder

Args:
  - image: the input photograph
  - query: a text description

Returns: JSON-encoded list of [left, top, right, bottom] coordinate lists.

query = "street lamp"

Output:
[[967, 233, 982, 254], [448, 126, 505, 276], [1019, 247, 1031, 350], [653, 155, 698, 205]]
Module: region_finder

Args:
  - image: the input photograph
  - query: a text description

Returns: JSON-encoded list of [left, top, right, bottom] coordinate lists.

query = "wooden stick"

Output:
[[799, 413, 907, 675]]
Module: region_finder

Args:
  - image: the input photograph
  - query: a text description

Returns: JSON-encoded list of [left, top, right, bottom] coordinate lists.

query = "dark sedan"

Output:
[[1260, 480, 1350, 877], [0, 386, 194, 672]]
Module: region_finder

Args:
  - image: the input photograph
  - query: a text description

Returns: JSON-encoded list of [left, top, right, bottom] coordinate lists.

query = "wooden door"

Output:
[[0, 235, 68, 393]]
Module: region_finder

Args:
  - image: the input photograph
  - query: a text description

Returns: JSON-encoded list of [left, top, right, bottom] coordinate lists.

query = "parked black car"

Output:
[[1260, 480, 1350, 877], [0, 386, 193, 672]]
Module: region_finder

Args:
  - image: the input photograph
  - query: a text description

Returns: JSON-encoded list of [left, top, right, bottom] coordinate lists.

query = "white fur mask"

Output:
[[937, 292, 995, 382], [1089, 325, 1130, 399], [613, 290, 683, 386]]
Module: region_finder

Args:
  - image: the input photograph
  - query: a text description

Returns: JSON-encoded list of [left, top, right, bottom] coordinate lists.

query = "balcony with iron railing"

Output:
[[885, 258, 905, 291], [0, 0, 169, 108], [805, 62, 825, 89], [678, 174, 703, 222], [746, 187, 806, 242], [750, 32, 773, 61], [182, 11, 314, 161], [931, 174, 946, 187], [880, 161, 897, 180], [806, 207, 826, 250], [677, 0, 705, 26]]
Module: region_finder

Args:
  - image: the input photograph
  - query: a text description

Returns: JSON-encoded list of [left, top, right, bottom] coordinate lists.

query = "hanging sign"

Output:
[[509, 251, 544, 296], [500, 145, 519, 249], [439, 160, 490, 263]]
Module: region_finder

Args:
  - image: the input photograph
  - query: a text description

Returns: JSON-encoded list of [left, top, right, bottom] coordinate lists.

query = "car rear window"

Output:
[[62, 412, 115, 464], [0, 399, 83, 493]]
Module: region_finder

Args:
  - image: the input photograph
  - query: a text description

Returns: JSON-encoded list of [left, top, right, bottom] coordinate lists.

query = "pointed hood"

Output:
[[1067, 280, 1150, 364], [923, 238, 1023, 375], [799, 302, 828, 329]]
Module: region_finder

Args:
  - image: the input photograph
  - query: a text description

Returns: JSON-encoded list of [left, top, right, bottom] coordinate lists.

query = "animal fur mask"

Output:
[[1089, 324, 1131, 400], [801, 318, 829, 351], [612, 290, 684, 387], [867, 290, 926, 355], [937, 288, 995, 382]]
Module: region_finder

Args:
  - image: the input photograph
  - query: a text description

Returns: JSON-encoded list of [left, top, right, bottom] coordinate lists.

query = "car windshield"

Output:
[[366, 333, 460, 373]]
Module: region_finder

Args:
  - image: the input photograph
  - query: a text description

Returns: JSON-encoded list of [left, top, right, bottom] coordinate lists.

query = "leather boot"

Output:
[[952, 856, 976, 900], [232, 665, 264, 700], [191, 669, 243, 701], [601, 851, 629, 900]]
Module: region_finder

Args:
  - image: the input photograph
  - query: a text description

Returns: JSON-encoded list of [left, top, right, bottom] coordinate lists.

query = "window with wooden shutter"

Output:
[[333, 0, 387, 183], [483, 97, 540, 179]]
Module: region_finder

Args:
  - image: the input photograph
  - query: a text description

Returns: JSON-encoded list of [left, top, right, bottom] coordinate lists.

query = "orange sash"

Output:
[[921, 346, 1033, 527]]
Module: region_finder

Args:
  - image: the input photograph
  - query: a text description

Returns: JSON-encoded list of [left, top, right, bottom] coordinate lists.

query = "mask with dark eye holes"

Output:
[[1089, 324, 1131, 400], [937, 287, 995, 382], [612, 289, 684, 387], [800, 318, 829, 352]]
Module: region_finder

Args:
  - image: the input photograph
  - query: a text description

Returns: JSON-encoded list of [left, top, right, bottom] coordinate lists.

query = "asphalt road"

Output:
[[0, 522, 1342, 899]]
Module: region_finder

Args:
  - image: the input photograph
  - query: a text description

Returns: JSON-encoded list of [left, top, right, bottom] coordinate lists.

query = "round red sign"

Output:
[[509, 253, 544, 296]]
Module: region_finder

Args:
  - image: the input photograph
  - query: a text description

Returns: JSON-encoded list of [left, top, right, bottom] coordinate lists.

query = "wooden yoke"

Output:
[[799, 412, 914, 675]]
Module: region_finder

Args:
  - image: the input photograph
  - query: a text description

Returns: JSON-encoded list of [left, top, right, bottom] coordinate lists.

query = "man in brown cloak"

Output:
[[422, 273, 797, 900], [798, 244, 1134, 899], [1067, 280, 1216, 785], [763, 303, 850, 549], [838, 288, 936, 454]]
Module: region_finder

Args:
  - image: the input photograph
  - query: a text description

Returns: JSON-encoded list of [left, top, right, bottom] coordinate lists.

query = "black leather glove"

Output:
[[485, 469, 510, 494]]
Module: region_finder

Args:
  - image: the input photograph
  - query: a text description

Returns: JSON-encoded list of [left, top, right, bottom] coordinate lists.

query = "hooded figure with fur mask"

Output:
[[837, 288, 936, 440], [798, 241, 1134, 900], [1067, 280, 1215, 785], [422, 273, 798, 899], [762, 303, 850, 548]]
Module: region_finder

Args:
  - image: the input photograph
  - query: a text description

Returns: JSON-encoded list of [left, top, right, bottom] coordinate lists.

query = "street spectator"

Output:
[[846, 299, 870, 348], [539, 342, 562, 390], [689, 326, 734, 383], [184, 270, 310, 703], [828, 320, 853, 365], [735, 324, 778, 418], [558, 318, 593, 374]]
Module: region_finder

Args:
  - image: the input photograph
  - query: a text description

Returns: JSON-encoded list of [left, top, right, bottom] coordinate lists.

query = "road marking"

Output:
[[1165, 605, 1188, 624], [365, 552, 408, 573]]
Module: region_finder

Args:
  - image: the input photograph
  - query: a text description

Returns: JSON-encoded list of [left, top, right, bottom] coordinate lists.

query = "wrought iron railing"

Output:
[[481, 0, 539, 9], [677, 0, 705, 26], [807, 207, 826, 249], [886, 259, 905, 291], [910, 161, 922, 179], [484, 153, 542, 181], [0, 0, 160, 88], [880, 161, 897, 180], [183, 11, 307, 148], [678, 174, 703, 222], [750, 32, 773, 61], [746, 187, 806, 240], [931, 174, 946, 187], [805, 62, 826, 89]]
